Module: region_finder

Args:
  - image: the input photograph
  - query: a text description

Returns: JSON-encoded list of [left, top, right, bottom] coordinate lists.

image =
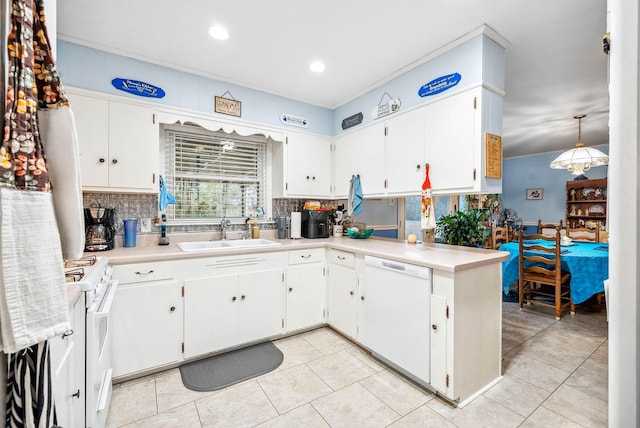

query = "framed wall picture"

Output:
[[485, 133, 502, 178], [526, 188, 544, 200]]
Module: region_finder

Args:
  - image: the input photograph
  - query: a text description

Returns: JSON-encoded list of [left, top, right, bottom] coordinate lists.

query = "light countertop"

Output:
[[100, 231, 508, 273]]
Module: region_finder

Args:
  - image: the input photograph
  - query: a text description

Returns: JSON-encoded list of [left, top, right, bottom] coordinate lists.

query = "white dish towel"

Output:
[[0, 188, 69, 354]]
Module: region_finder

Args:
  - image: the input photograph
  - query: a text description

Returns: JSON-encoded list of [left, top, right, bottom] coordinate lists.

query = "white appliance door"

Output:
[[364, 256, 431, 383], [86, 279, 118, 428]]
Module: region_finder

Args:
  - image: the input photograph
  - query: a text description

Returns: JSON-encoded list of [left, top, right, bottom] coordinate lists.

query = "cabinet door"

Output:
[[184, 274, 238, 358], [327, 264, 358, 339], [334, 122, 386, 198], [286, 264, 326, 332], [425, 89, 478, 193], [430, 294, 448, 395], [67, 93, 110, 188], [108, 102, 158, 191], [50, 298, 81, 428], [286, 132, 332, 198], [238, 269, 285, 343], [385, 108, 427, 195], [111, 280, 183, 377]]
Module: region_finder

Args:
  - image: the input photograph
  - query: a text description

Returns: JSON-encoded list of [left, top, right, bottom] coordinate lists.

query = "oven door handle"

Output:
[[93, 279, 119, 316]]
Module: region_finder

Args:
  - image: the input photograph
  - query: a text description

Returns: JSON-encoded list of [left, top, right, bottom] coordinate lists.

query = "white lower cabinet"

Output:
[[50, 292, 85, 428], [326, 250, 365, 342], [429, 264, 503, 404], [111, 279, 184, 378], [286, 249, 326, 332], [111, 261, 183, 378], [182, 253, 286, 359], [108, 246, 502, 406]]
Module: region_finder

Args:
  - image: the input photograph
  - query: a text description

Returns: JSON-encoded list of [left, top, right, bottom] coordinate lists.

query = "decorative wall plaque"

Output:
[[280, 112, 309, 128], [485, 132, 502, 179], [112, 78, 165, 98], [418, 73, 461, 97], [372, 92, 401, 120], [342, 112, 363, 130], [215, 91, 241, 117]]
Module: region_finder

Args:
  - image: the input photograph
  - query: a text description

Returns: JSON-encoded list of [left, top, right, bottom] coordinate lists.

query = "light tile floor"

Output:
[[106, 302, 608, 427]]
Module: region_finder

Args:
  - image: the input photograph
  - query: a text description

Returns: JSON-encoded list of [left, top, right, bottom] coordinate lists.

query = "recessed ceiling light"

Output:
[[208, 25, 229, 41], [309, 61, 326, 73]]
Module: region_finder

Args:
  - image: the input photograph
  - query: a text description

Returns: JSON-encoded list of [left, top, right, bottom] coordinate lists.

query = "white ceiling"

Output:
[[56, 0, 609, 158]]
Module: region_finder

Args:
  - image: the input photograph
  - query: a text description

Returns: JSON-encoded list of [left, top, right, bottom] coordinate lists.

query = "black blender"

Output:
[[84, 207, 116, 251]]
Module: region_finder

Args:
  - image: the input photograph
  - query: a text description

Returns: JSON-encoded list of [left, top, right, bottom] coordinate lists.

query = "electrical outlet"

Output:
[[141, 218, 152, 233]]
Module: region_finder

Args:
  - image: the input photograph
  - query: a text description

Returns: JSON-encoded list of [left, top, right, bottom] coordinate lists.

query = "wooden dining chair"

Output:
[[537, 219, 563, 236], [490, 223, 510, 249], [566, 225, 599, 242], [518, 229, 573, 319]]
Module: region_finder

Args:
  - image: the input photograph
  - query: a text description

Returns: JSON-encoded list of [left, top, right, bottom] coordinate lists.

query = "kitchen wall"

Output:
[[332, 32, 505, 135], [56, 42, 334, 136], [60, 28, 505, 242], [502, 147, 609, 226]]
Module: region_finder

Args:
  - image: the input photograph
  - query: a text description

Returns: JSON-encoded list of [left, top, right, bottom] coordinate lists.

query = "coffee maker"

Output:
[[84, 207, 116, 251], [301, 209, 330, 239]]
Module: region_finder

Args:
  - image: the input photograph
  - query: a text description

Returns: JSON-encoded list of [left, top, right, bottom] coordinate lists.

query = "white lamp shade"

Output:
[[549, 143, 609, 175]]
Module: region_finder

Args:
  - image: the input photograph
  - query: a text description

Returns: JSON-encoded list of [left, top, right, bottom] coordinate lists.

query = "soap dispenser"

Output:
[[159, 214, 170, 245]]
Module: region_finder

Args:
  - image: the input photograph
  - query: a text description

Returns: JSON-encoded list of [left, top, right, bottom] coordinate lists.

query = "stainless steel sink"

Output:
[[177, 239, 281, 252]]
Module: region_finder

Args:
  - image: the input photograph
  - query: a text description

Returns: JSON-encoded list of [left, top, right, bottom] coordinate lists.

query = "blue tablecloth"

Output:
[[501, 240, 609, 304]]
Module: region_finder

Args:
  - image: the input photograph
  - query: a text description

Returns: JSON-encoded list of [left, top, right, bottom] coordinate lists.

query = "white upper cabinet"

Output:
[[333, 121, 387, 198], [333, 86, 502, 198], [385, 107, 428, 195], [424, 88, 477, 193], [424, 87, 502, 195], [273, 131, 332, 198], [68, 92, 159, 193]]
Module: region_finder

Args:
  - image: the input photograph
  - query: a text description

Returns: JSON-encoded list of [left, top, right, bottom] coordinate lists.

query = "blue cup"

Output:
[[123, 218, 138, 247]]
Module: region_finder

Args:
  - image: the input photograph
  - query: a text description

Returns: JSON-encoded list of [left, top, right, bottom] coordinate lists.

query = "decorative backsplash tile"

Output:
[[82, 193, 338, 235]]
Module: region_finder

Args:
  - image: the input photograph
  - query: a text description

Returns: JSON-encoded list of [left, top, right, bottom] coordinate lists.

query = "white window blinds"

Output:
[[165, 128, 267, 220]]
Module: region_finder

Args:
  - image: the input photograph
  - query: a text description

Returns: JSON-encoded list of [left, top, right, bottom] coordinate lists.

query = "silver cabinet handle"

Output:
[[134, 270, 154, 276], [111, 158, 118, 164], [301, 254, 312, 259], [337, 255, 346, 260], [241, 295, 246, 300], [349, 291, 354, 296], [432, 324, 437, 330], [62, 330, 74, 338], [99, 158, 105, 163], [170, 306, 176, 312]]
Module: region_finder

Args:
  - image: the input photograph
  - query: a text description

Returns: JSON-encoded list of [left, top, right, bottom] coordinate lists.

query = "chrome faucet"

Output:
[[220, 216, 231, 240]]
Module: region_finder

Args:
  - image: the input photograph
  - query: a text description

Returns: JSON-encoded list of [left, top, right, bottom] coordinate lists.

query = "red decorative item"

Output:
[[421, 164, 436, 229]]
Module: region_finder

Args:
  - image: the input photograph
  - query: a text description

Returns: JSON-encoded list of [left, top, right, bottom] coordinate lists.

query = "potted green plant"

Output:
[[436, 209, 489, 247]]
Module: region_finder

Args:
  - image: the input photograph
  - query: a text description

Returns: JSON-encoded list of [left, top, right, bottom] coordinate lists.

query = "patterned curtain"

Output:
[[4, 0, 68, 426], [2, 0, 68, 191]]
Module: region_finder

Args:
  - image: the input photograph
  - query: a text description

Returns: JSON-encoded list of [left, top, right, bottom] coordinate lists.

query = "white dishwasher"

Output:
[[364, 255, 432, 384]]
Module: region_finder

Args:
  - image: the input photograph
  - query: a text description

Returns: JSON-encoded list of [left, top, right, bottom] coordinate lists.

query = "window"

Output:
[[164, 127, 267, 222]]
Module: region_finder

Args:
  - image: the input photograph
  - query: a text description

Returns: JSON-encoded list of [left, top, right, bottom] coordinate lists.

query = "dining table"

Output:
[[500, 239, 609, 304]]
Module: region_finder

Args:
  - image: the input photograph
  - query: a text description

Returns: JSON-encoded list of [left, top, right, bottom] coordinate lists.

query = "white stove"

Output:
[[64, 255, 117, 428]]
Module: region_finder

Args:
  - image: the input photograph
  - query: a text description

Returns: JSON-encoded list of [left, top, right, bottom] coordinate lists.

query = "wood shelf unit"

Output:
[[566, 178, 607, 229]]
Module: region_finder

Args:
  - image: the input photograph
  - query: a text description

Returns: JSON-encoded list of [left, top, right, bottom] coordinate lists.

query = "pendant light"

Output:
[[550, 114, 609, 178]]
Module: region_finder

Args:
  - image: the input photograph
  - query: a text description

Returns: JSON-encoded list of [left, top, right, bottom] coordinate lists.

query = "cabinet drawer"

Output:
[[113, 262, 175, 284], [327, 250, 355, 268], [288, 248, 325, 265]]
